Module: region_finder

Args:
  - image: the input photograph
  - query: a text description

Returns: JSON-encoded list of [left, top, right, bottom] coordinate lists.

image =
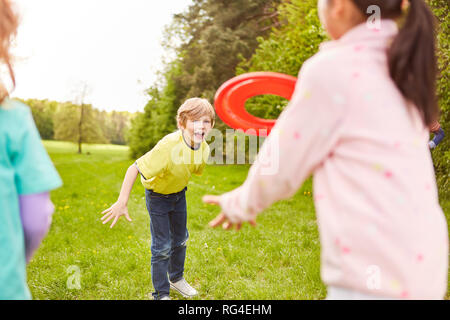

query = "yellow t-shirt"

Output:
[[135, 130, 210, 194]]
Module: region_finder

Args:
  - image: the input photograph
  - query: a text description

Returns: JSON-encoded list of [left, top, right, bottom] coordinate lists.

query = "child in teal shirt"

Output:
[[0, 1, 62, 299], [0, 98, 62, 299]]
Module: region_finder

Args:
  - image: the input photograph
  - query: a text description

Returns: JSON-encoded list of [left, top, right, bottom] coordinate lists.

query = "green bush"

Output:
[[429, 0, 449, 201]]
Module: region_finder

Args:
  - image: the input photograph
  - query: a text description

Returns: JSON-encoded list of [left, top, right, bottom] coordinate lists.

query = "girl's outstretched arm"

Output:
[[204, 58, 346, 229], [101, 163, 138, 228]]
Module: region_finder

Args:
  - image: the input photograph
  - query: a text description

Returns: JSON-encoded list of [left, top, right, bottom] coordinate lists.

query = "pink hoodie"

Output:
[[218, 20, 448, 299]]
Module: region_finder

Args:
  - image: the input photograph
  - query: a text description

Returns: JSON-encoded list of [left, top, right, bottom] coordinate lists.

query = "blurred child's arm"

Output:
[[101, 164, 138, 228], [19, 192, 54, 263], [205, 59, 345, 226], [8, 103, 62, 258]]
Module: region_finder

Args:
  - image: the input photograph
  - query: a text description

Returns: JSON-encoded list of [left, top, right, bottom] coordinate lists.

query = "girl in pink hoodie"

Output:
[[204, 0, 448, 299]]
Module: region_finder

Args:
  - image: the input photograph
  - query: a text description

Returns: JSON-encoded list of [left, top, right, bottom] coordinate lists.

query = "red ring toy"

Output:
[[214, 72, 297, 136]]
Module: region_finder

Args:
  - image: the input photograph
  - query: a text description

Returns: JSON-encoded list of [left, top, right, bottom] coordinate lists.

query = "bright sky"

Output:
[[10, 0, 192, 113]]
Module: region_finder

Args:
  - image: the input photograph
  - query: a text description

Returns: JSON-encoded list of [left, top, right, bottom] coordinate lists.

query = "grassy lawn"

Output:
[[27, 141, 449, 300]]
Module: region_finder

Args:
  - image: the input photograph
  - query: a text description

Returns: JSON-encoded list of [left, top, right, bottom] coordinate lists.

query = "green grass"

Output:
[[27, 141, 449, 300]]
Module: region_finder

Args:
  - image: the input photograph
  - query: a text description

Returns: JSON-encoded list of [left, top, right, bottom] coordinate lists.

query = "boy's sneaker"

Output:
[[169, 278, 198, 298], [148, 293, 171, 300]]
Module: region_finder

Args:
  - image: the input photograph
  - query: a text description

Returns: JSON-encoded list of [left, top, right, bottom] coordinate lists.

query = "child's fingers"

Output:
[[101, 212, 111, 221], [101, 207, 112, 214], [110, 216, 119, 228], [202, 195, 221, 206], [249, 220, 257, 227], [102, 214, 115, 224], [209, 212, 226, 228], [125, 212, 132, 222]]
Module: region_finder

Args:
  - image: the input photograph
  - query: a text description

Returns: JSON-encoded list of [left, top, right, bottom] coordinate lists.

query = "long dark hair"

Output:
[[351, 0, 439, 127]]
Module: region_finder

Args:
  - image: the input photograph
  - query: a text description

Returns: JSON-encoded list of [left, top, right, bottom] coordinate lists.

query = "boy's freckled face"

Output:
[[181, 115, 213, 145]]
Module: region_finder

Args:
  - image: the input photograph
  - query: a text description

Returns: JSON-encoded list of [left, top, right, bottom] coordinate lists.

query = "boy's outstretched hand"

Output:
[[101, 201, 132, 228], [202, 195, 256, 231]]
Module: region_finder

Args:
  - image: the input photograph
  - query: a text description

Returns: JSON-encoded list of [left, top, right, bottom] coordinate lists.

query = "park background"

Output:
[[21, 0, 448, 299]]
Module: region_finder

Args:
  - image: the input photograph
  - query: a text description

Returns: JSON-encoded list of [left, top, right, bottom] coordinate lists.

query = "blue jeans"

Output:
[[145, 187, 189, 300], [432, 128, 445, 146]]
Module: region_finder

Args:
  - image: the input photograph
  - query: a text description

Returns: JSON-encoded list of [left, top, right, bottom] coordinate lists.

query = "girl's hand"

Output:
[[100, 201, 132, 228], [202, 195, 257, 231]]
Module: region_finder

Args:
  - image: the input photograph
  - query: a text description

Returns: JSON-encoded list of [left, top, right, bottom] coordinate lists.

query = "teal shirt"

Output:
[[0, 99, 62, 299]]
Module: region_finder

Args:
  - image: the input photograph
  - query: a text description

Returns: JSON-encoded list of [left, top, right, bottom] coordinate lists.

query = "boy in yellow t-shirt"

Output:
[[101, 98, 214, 300]]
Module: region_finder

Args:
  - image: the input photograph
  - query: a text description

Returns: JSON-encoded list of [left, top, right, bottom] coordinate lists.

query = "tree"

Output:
[[53, 102, 108, 148], [17, 98, 57, 140], [237, 0, 327, 120], [103, 111, 131, 145], [74, 83, 92, 154], [170, 0, 281, 103]]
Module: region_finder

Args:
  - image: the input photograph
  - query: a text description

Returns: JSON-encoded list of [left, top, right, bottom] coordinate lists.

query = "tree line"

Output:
[[18, 98, 134, 149]]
